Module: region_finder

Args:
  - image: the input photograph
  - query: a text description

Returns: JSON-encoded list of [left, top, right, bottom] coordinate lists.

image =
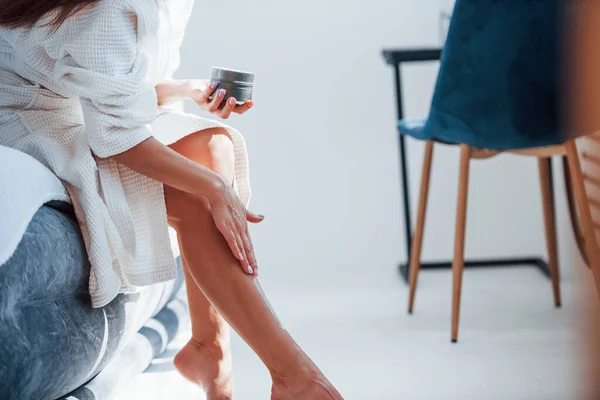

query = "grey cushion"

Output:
[[0, 203, 186, 400]]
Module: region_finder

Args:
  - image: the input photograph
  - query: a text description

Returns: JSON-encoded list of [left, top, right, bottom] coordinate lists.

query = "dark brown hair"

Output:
[[0, 0, 101, 29]]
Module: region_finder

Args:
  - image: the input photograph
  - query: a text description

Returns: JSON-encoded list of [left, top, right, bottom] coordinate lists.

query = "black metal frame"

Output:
[[382, 48, 552, 282]]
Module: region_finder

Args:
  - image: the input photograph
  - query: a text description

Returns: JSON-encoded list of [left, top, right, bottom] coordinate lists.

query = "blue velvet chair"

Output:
[[401, 0, 598, 342]]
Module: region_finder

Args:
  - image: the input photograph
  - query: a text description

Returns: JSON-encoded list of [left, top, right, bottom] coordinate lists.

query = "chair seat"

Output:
[[398, 118, 456, 145], [398, 117, 567, 158], [398, 107, 565, 151], [0, 204, 186, 399]]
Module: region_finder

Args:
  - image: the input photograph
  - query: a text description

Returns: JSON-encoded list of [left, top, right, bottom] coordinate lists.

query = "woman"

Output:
[[0, 1, 342, 399]]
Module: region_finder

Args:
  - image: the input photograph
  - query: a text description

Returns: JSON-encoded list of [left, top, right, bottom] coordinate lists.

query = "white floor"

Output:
[[115, 265, 581, 400]]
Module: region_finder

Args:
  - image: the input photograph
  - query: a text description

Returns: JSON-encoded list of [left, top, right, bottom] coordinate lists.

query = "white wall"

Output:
[[177, 0, 579, 289]]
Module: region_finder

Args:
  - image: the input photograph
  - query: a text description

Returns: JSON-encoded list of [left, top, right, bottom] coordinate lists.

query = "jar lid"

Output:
[[211, 67, 254, 84]]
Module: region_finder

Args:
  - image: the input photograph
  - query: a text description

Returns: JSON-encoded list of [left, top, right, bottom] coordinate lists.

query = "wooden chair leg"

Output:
[[408, 141, 435, 314], [451, 145, 471, 343], [537, 157, 562, 307], [565, 140, 600, 298]]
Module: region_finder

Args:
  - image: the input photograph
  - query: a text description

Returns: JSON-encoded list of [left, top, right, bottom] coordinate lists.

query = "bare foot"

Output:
[[270, 368, 343, 400], [173, 339, 234, 400]]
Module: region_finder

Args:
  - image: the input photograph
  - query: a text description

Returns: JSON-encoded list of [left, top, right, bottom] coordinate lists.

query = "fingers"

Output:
[[240, 211, 260, 276], [240, 228, 258, 276], [207, 88, 226, 112], [234, 230, 255, 275], [218, 220, 254, 275], [193, 82, 217, 105], [224, 228, 245, 263], [246, 209, 265, 224], [232, 100, 254, 115], [218, 97, 237, 119]]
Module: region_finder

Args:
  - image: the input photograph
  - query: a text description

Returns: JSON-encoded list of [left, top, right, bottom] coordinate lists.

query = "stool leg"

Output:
[[538, 157, 562, 307], [451, 145, 471, 343], [565, 141, 600, 299], [408, 141, 435, 314]]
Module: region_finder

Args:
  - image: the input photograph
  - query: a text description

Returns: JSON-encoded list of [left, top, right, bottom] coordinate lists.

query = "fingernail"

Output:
[[248, 266, 254, 274], [238, 252, 244, 260], [247, 102, 253, 108], [218, 89, 226, 97], [228, 97, 236, 105], [254, 269, 259, 276], [258, 214, 265, 218], [210, 82, 218, 89]]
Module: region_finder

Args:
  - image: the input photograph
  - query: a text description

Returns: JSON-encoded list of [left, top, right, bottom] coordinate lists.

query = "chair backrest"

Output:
[[568, 134, 600, 267], [422, 0, 562, 150]]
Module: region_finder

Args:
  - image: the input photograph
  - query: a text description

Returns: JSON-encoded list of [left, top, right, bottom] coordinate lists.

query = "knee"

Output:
[[205, 129, 235, 172], [171, 127, 235, 177], [166, 127, 235, 229]]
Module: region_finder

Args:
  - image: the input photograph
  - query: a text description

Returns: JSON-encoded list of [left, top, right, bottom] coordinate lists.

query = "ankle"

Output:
[[271, 366, 340, 400], [188, 337, 229, 359], [270, 362, 314, 390], [191, 326, 230, 349], [191, 321, 229, 342]]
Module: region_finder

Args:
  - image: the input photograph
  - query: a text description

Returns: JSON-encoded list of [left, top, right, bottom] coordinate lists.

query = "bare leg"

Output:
[[169, 129, 235, 400], [173, 253, 234, 399], [167, 128, 342, 399]]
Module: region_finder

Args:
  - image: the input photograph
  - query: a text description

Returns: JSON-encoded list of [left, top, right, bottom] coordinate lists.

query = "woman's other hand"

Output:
[[155, 79, 254, 120], [208, 178, 263, 276], [191, 80, 254, 120]]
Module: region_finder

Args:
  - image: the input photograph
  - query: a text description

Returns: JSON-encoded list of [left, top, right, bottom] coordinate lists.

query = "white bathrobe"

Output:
[[0, 0, 251, 307]]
